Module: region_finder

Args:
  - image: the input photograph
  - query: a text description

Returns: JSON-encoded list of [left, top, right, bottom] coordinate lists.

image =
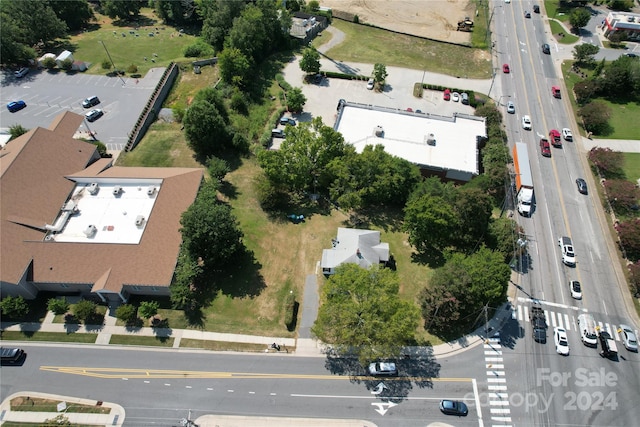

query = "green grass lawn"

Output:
[[109, 335, 174, 346], [596, 99, 640, 139], [622, 153, 640, 183], [327, 20, 492, 79], [544, 0, 571, 22], [65, 8, 198, 76], [0, 331, 98, 343], [549, 20, 579, 44]]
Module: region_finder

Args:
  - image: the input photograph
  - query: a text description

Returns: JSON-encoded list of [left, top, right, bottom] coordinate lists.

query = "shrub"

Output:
[[101, 59, 112, 70], [172, 106, 185, 123], [232, 133, 249, 153], [116, 304, 138, 323], [183, 41, 214, 58], [43, 57, 57, 69], [60, 58, 74, 71], [0, 295, 29, 319], [207, 156, 229, 181], [126, 64, 138, 74], [47, 298, 70, 315], [230, 90, 248, 114], [138, 301, 160, 319], [74, 300, 97, 322]]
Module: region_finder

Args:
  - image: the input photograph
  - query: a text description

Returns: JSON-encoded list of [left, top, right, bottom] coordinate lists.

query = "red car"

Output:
[[503, 64, 510, 73], [552, 86, 561, 98], [549, 129, 562, 147], [540, 139, 551, 157], [443, 88, 451, 101]]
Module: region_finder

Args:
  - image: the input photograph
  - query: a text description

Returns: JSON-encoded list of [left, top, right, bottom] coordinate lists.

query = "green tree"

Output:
[[180, 180, 244, 269], [452, 187, 493, 251], [194, 87, 230, 123], [218, 47, 251, 86], [0, 16, 37, 65], [49, 0, 95, 31], [569, 8, 591, 32], [170, 249, 204, 310], [183, 100, 232, 158], [207, 156, 229, 181], [0, 295, 29, 319], [419, 280, 461, 332], [404, 195, 458, 252], [601, 55, 638, 96], [579, 101, 611, 134], [475, 104, 503, 129], [312, 264, 420, 364], [588, 147, 624, 178], [605, 179, 639, 214], [9, 124, 28, 140], [286, 87, 307, 113], [115, 304, 138, 323], [200, 0, 246, 51], [618, 219, 640, 262], [307, 0, 320, 12], [102, 0, 141, 20], [60, 58, 74, 71], [573, 80, 600, 105], [138, 301, 160, 319], [0, 0, 67, 47], [43, 57, 57, 69], [609, 0, 634, 11], [573, 43, 599, 65], [487, 217, 523, 261], [373, 63, 388, 84], [299, 47, 321, 75], [73, 300, 96, 322], [47, 298, 70, 315], [154, 0, 196, 25]]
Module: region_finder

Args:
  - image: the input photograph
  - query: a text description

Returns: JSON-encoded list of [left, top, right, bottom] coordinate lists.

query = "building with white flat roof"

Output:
[[335, 102, 486, 182]]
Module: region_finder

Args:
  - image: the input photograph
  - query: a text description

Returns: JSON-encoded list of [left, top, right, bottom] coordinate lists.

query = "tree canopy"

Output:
[[102, 0, 141, 20], [312, 264, 420, 364], [299, 47, 321, 75], [573, 43, 599, 65], [200, 0, 246, 51], [569, 8, 591, 32]]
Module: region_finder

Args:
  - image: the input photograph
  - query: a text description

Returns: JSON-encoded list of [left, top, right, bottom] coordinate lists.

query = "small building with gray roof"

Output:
[[321, 228, 390, 275]]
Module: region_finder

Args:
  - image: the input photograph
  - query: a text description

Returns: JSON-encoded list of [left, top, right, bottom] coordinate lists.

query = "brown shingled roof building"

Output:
[[0, 112, 203, 302]]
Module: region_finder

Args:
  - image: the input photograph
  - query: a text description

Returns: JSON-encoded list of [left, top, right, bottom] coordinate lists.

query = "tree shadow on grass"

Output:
[[208, 248, 266, 299], [410, 249, 446, 269]]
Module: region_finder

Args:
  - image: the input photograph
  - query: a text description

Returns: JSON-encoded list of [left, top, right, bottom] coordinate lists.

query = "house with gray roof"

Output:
[[321, 228, 390, 275]]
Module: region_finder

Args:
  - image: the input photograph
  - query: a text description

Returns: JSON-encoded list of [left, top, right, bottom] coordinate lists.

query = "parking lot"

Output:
[[1, 68, 164, 151], [281, 57, 478, 130]]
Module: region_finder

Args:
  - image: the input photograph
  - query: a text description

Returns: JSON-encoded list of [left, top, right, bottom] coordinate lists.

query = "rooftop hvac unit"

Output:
[[147, 186, 156, 196], [426, 133, 436, 146], [113, 186, 122, 196], [374, 126, 384, 137], [84, 224, 97, 237], [135, 215, 145, 227], [88, 182, 99, 195]]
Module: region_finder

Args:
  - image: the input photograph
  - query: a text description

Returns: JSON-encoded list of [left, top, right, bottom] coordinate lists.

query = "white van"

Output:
[[578, 314, 598, 347]]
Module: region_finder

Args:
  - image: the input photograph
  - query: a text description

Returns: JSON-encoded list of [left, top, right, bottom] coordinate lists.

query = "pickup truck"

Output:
[[530, 303, 547, 343], [558, 236, 576, 266]]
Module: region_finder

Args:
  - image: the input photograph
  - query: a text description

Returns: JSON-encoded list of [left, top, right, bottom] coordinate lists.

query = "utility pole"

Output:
[[99, 40, 126, 85]]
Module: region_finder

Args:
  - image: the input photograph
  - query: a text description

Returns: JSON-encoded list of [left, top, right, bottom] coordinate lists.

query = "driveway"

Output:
[[1, 68, 164, 151]]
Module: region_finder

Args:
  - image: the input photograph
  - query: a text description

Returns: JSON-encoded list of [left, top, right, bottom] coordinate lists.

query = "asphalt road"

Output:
[[1, 344, 492, 426], [0, 67, 163, 151], [493, 2, 640, 426]]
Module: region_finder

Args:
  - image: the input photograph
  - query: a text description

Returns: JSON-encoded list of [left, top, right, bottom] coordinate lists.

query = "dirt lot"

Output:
[[319, 0, 477, 44]]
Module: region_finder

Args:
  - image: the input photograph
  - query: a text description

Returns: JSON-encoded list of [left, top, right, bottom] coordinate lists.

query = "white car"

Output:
[[367, 78, 375, 90], [368, 361, 398, 376], [507, 101, 515, 114], [569, 280, 582, 299], [619, 324, 638, 352], [562, 128, 573, 141], [452, 92, 460, 102], [522, 115, 532, 130], [14, 67, 29, 78], [554, 327, 570, 355]]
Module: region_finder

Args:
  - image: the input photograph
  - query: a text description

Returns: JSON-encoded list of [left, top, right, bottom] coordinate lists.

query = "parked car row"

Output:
[[442, 89, 469, 104]]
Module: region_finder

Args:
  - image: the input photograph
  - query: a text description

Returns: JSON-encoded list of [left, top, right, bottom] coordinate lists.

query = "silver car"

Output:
[[507, 101, 515, 114], [368, 361, 398, 376], [619, 324, 638, 352]]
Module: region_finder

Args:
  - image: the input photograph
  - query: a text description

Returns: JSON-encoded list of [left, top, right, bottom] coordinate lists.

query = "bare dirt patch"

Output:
[[319, 0, 477, 44]]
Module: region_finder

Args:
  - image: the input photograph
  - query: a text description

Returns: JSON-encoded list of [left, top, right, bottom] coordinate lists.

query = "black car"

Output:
[[576, 178, 588, 194], [626, 53, 638, 58], [439, 400, 468, 416], [524, 11, 531, 18], [533, 4, 540, 13], [542, 43, 550, 54]]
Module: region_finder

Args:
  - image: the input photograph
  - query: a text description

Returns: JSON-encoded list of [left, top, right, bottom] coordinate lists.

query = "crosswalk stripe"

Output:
[[485, 357, 503, 362], [486, 364, 504, 369], [491, 419, 512, 423], [605, 323, 613, 336], [485, 350, 502, 356], [523, 305, 529, 322], [546, 310, 554, 327], [484, 344, 502, 349], [490, 400, 510, 406], [565, 314, 571, 331], [556, 312, 564, 329], [492, 392, 509, 399], [488, 378, 507, 383], [598, 321, 604, 331], [490, 408, 511, 414], [518, 305, 523, 321], [613, 327, 621, 341], [488, 385, 508, 390], [487, 370, 505, 376]]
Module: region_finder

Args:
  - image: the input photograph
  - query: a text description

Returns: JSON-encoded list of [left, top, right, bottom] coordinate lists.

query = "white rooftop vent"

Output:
[[83, 224, 97, 237], [426, 133, 436, 146], [374, 126, 384, 137], [88, 182, 99, 195], [135, 215, 145, 227], [147, 186, 156, 196], [113, 186, 122, 196]]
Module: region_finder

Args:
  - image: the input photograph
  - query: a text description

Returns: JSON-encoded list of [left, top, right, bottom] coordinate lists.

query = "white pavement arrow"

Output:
[[370, 382, 389, 395], [371, 401, 397, 416]]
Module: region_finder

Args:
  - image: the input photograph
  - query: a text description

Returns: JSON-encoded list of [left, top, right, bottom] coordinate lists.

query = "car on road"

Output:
[[406, 107, 413, 112], [549, 129, 561, 147], [542, 43, 550, 54], [522, 115, 532, 130], [368, 362, 398, 376], [533, 4, 540, 13], [552, 86, 561, 98], [337, 98, 346, 111], [507, 101, 515, 114], [524, 11, 531, 18], [562, 128, 573, 141], [559, 236, 576, 267], [14, 67, 29, 78], [503, 63, 510, 73], [7, 100, 27, 113], [1, 347, 25, 365], [576, 178, 588, 194], [85, 109, 104, 122], [443, 89, 451, 101], [619, 324, 638, 352], [625, 53, 638, 58], [540, 138, 551, 157], [279, 117, 296, 126], [82, 96, 100, 108], [366, 78, 375, 90], [439, 400, 468, 416], [570, 280, 582, 299], [451, 92, 460, 102], [554, 327, 570, 355]]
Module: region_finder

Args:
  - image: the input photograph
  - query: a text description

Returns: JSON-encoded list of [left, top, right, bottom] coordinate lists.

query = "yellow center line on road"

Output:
[[39, 366, 472, 382]]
